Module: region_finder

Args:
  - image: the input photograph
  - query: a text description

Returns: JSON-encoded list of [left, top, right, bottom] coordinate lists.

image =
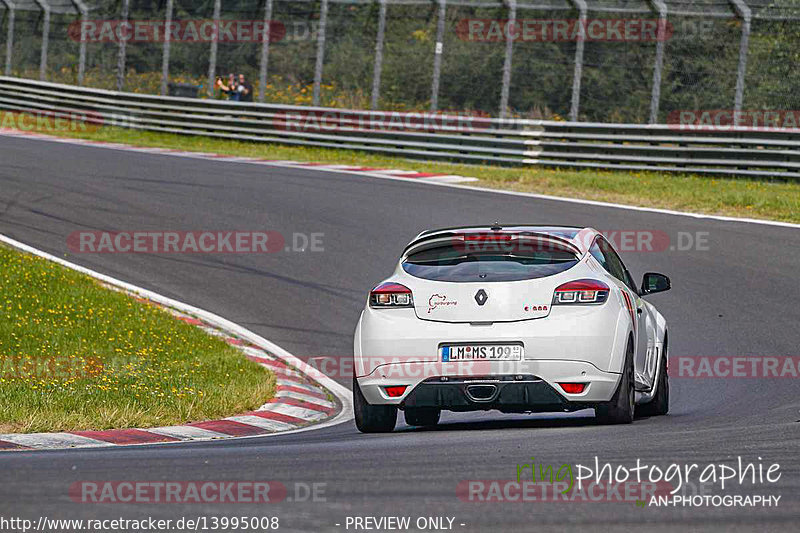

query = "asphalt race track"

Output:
[[1, 135, 799, 532]]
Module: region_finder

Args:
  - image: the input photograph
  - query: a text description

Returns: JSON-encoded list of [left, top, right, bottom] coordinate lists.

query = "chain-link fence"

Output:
[[1, 0, 798, 123]]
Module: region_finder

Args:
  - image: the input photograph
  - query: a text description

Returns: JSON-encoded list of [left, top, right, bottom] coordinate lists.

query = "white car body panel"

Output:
[[354, 226, 668, 415]]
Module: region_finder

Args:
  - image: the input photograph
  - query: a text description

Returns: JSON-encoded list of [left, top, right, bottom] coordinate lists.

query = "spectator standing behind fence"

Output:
[[237, 74, 254, 102], [215, 73, 240, 101]]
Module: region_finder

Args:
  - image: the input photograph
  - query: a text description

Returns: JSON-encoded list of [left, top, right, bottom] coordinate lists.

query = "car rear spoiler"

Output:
[[402, 231, 582, 258]]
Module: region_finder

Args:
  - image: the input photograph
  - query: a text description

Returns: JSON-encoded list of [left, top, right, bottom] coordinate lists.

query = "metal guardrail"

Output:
[[1, 76, 799, 179]]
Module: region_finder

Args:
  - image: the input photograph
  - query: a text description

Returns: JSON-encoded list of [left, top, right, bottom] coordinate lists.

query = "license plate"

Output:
[[441, 344, 523, 361]]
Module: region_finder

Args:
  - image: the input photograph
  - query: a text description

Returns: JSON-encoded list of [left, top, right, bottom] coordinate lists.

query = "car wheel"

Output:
[[595, 339, 635, 425], [353, 377, 397, 433], [638, 336, 669, 417], [404, 407, 441, 427]]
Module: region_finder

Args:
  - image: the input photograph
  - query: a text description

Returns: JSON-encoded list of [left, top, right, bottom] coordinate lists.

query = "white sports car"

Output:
[[353, 225, 671, 432]]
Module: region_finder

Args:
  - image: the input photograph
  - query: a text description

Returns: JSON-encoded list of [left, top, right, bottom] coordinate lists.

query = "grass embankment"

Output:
[[0, 244, 275, 433], [2, 110, 799, 223]]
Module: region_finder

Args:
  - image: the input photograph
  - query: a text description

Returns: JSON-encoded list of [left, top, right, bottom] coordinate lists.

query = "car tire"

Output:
[[595, 339, 635, 425], [404, 408, 441, 427], [638, 335, 669, 417], [353, 377, 397, 433]]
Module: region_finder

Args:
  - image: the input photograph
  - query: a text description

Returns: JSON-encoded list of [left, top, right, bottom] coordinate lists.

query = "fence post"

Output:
[[647, 0, 667, 124], [1, 1, 14, 77], [728, 0, 751, 112], [207, 0, 221, 97], [32, 0, 50, 81], [499, 0, 516, 119], [568, 0, 586, 121], [116, 0, 129, 91], [312, 0, 329, 106], [69, 1, 88, 84], [370, 0, 387, 110], [430, 0, 446, 111], [160, 0, 174, 95], [258, 0, 273, 103]]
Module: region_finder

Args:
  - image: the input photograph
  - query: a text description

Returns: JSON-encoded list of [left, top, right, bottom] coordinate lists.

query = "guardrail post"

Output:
[[312, 0, 330, 106], [1, 1, 14, 77], [728, 0, 751, 112], [370, 0, 387, 110], [69, 1, 89, 85], [116, 0, 129, 91], [499, 0, 516, 119], [430, 0, 446, 111], [647, 0, 667, 124], [568, 0, 586, 121], [32, 0, 50, 81], [160, 0, 174, 95], [258, 0, 274, 103], [207, 0, 221, 97]]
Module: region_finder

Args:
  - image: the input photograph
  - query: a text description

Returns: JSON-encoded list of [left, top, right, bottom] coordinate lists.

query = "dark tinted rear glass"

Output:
[[402, 241, 579, 282]]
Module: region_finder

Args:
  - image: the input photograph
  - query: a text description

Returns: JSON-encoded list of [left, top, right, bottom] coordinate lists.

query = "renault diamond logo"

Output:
[[474, 289, 488, 306]]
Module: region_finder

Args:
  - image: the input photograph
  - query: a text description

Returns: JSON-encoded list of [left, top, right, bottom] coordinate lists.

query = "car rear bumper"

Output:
[[401, 376, 570, 412], [356, 359, 621, 408]]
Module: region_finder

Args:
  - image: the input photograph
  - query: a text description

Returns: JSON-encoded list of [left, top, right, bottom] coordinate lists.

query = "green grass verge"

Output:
[[0, 243, 275, 433], [2, 111, 799, 223]]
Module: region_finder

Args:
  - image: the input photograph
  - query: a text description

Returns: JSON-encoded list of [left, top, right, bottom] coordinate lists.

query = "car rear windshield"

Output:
[[402, 240, 579, 282]]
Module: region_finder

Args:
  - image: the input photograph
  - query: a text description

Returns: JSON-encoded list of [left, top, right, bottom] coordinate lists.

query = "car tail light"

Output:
[[370, 282, 414, 308], [558, 383, 587, 394], [552, 279, 609, 305], [384, 385, 407, 397]]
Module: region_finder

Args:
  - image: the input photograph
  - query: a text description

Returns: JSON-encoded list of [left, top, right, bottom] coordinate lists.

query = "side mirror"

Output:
[[640, 273, 671, 296]]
